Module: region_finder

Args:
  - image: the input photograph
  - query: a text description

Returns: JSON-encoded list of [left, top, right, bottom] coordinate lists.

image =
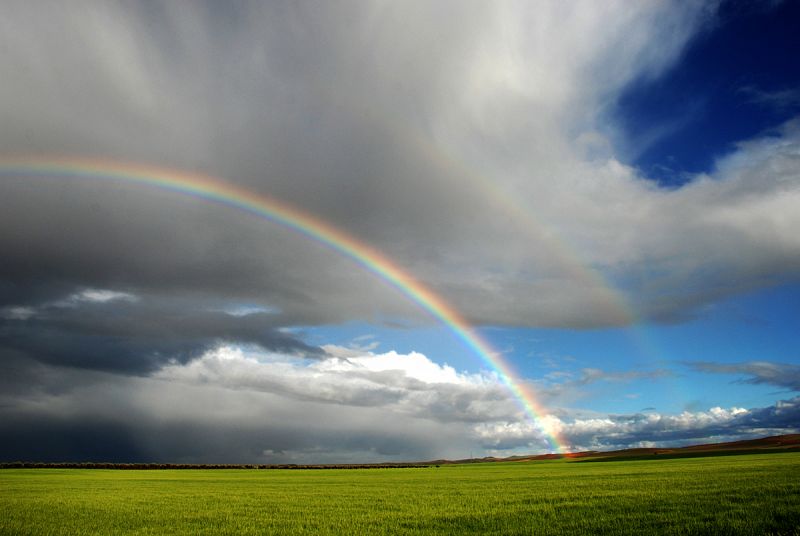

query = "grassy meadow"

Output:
[[2, 452, 799, 535]]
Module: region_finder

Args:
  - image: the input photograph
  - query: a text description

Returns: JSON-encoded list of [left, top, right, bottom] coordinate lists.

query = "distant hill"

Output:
[[429, 434, 800, 465]]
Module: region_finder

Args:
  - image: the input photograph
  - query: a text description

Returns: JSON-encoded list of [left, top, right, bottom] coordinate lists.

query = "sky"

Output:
[[1, 0, 799, 464]]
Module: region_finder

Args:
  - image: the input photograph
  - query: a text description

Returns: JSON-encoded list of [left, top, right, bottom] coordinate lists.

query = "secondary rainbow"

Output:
[[355, 102, 667, 378], [0, 155, 565, 452]]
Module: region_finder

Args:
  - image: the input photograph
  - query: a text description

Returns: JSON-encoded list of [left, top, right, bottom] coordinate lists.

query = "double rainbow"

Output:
[[1, 156, 566, 452]]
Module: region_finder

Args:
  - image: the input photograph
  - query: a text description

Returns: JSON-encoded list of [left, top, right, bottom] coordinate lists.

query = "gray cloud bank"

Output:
[[1, 347, 797, 463], [1, 290, 322, 374], [0, 1, 798, 331]]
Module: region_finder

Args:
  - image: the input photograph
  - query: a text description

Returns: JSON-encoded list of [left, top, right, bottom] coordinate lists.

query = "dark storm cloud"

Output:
[[0, 415, 148, 463], [2, 1, 797, 330], [0, 359, 479, 463], [0, 292, 322, 374], [0, 410, 452, 464], [0, 166, 422, 327]]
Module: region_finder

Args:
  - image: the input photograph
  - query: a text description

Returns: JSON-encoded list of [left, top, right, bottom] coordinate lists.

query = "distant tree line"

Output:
[[0, 462, 432, 470]]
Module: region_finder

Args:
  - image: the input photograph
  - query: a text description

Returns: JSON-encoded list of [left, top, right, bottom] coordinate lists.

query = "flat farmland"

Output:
[[2, 453, 799, 535]]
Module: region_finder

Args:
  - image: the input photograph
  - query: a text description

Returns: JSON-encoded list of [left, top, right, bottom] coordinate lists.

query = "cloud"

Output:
[[1, 1, 796, 331], [687, 361, 800, 392], [570, 368, 674, 386], [0, 290, 322, 374], [0, 347, 516, 463], [531, 367, 674, 406], [66, 288, 138, 304], [157, 345, 519, 423], [2, 345, 795, 462], [477, 397, 800, 453], [739, 86, 800, 112]]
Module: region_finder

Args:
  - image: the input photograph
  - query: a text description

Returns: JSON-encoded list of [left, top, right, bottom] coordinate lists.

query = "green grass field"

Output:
[[2, 453, 799, 535]]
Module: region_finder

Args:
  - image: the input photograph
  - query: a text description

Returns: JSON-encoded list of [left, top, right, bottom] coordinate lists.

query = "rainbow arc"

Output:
[[1, 156, 566, 452]]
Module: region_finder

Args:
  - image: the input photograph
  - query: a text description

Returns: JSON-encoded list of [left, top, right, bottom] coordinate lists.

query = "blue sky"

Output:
[[0, 1, 799, 463], [615, 0, 800, 185], [306, 280, 799, 416]]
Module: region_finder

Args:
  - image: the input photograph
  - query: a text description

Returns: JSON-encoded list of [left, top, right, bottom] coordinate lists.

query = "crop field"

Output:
[[2, 453, 799, 535]]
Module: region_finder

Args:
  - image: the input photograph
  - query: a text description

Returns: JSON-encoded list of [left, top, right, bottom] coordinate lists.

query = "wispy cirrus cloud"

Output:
[[739, 85, 800, 112]]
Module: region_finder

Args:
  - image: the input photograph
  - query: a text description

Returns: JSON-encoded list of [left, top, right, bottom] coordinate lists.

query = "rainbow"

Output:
[[0, 155, 566, 452]]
